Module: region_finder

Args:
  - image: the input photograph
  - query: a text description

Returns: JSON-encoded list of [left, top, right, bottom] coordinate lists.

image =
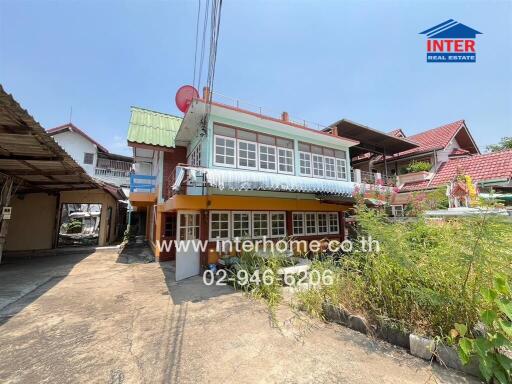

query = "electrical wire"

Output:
[[192, 0, 201, 89]]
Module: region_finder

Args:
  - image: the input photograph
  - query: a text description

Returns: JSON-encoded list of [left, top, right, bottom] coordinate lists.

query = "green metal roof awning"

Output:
[[127, 107, 182, 148]]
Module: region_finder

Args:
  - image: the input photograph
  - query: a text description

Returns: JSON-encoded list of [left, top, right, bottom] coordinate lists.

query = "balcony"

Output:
[[351, 169, 396, 186], [129, 174, 157, 206], [94, 168, 130, 186]]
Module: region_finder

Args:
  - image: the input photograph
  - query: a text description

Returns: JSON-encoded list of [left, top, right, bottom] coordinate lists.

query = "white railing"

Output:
[[210, 91, 328, 131], [94, 168, 130, 186], [96, 158, 132, 171]]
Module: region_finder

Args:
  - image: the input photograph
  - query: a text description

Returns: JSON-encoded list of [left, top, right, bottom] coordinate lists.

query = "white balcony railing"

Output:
[[94, 168, 130, 186]]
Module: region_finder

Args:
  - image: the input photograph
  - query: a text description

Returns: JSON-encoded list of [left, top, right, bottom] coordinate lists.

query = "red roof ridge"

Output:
[[47, 123, 110, 154]]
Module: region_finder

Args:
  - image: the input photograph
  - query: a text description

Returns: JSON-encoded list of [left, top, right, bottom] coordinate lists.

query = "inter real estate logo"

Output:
[[420, 19, 482, 63]]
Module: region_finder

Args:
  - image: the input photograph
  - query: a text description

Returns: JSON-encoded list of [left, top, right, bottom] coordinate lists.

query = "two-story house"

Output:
[[48, 123, 133, 188], [127, 89, 397, 280]]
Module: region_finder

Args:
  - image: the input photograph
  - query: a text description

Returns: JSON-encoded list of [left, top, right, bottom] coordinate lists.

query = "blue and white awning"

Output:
[[175, 166, 356, 197]]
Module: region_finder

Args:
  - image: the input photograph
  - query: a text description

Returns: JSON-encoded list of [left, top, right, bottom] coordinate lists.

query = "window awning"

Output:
[[175, 166, 356, 197]]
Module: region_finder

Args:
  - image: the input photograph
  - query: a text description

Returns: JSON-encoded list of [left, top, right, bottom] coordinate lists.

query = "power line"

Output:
[[192, 0, 201, 89]]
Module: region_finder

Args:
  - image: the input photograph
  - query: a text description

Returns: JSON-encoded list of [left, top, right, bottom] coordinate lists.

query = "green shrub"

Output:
[[405, 160, 432, 173], [297, 203, 512, 337]]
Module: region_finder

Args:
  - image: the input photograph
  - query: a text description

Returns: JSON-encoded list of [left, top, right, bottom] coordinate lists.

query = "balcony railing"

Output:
[[352, 169, 396, 187], [94, 168, 130, 186], [130, 174, 156, 193]]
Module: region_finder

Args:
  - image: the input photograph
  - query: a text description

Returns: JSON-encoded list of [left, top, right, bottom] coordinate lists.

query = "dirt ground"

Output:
[[0, 248, 480, 384]]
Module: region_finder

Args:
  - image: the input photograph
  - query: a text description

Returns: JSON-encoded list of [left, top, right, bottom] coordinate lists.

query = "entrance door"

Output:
[[175, 211, 201, 281], [160, 213, 177, 261]]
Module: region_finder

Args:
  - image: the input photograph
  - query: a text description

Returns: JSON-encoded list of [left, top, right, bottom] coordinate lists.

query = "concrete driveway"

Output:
[[0, 248, 479, 384]]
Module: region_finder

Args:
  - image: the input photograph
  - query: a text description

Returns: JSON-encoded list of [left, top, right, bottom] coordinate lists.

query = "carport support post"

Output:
[[0, 177, 14, 264]]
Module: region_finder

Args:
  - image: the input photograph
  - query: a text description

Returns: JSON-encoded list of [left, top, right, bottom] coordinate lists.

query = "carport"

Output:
[[0, 85, 125, 262]]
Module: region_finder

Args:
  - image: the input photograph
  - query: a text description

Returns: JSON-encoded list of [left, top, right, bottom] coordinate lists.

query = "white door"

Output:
[[175, 211, 201, 281]]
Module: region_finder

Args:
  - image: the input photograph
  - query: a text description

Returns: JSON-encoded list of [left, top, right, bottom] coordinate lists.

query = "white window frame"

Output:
[[231, 211, 251, 239], [317, 212, 329, 235], [336, 158, 348, 181], [270, 211, 286, 238], [328, 212, 339, 234], [177, 211, 200, 240], [213, 135, 237, 168], [237, 139, 258, 170], [312, 154, 324, 178], [209, 211, 231, 240], [258, 143, 277, 173], [299, 152, 312, 176], [277, 148, 294, 175], [304, 212, 317, 235], [391, 205, 404, 217], [252, 211, 270, 239], [324, 156, 336, 179], [292, 212, 304, 235]]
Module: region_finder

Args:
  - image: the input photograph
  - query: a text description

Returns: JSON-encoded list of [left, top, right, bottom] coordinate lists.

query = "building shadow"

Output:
[[0, 250, 95, 326]]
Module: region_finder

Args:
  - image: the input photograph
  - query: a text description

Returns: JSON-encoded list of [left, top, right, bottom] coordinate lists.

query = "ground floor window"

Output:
[[292, 211, 340, 236], [210, 211, 230, 240], [391, 205, 404, 217], [232, 211, 251, 238], [270, 212, 286, 237], [252, 212, 269, 238]]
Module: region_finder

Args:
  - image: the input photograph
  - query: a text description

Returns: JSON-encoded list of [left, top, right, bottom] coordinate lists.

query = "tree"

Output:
[[486, 137, 512, 152]]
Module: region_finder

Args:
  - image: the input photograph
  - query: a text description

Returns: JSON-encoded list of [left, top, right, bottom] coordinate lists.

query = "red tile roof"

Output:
[[47, 123, 109, 153], [449, 148, 471, 156], [429, 150, 512, 188], [399, 180, 431, 192], [395, 120, 465, 157]]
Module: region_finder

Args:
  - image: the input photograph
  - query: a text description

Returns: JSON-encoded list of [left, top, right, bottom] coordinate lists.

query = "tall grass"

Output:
[[297, 206, 512, 337]]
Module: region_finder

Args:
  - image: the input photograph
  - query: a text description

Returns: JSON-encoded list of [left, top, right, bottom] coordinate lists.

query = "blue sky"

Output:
[[1, 0, 511, 155]]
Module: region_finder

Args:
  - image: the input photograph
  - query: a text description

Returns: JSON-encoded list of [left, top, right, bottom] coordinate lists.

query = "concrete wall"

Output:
[[51, 131, 97, 176], [5, 193, 57, 251]]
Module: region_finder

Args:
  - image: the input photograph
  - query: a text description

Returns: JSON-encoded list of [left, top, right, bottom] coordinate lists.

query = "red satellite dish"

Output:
[[175, 85, 199, 113]]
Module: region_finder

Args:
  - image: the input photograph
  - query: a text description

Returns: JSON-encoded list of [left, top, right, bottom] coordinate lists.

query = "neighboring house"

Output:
[[47, 123, 133, 188], [348, 120, 484, 214], [126, 89, 391, 279]]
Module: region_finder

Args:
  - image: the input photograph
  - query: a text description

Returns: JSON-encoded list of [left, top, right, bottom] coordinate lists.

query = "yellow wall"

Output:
[[5, 193, 57, 251], [5, 189, 119, 251]]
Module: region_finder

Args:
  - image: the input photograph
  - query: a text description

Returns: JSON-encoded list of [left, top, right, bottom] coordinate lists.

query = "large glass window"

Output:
[[210, 211, 230, 239], [252, 212, 269, 238], [214, 136, 236, 167], [232, 211, 251, 238], [237, 140, 257, 169], [292, 212, 304, 235], [336, 158, 347, 180], [258, 144, 276, 172], [299, 152, 311, 176], [317, 213, 329, 234], [305, 213, 317, 235], [277, 148, 294, 174], [312, 155, 324, 177], [270, 212, 286, 237], [324, 157, 336, 179]]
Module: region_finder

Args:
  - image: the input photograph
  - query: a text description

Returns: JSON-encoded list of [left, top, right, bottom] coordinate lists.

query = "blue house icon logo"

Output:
[[420, 20, 482, 63]]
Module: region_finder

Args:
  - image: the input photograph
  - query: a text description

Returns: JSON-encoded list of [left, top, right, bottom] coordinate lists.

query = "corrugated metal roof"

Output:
[[127, 107, 182, 148]]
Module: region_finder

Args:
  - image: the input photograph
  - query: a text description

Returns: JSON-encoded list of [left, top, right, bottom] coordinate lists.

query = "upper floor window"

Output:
[[83, 152, 94, 165], [258, 144, 277, 172], [336, 158, 347, 180], [299, 152, 312, 176], [324, 157, 336, 179], [238, 140, 257, 169], [277, 148, 294, 174], [214, 136, 236, 167], [312, 154, 324, 177]]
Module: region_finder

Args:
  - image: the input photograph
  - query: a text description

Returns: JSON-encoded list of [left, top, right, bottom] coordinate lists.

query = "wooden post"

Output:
[[199, 209, 209, 268], [51, 192, 61, 248]]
